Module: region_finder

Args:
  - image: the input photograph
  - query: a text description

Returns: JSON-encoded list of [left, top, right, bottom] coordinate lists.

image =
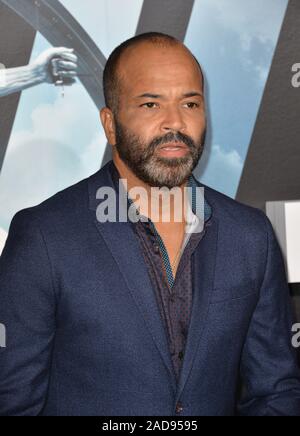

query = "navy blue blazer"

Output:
[[0, 160, 299, 416]]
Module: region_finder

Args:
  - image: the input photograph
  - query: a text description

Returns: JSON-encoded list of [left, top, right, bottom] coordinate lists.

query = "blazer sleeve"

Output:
[[0, 210, 56, 416], [238, 212, 300, 416]]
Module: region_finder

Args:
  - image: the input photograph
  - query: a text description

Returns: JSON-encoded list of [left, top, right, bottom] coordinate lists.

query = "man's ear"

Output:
[[100, 107, 116, 145]]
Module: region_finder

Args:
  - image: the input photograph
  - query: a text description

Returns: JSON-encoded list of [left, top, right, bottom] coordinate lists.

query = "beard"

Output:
[[113, 118, 206, 189]]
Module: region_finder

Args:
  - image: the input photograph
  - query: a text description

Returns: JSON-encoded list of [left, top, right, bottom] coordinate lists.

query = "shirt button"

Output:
[[175, 402, 184, 414], [153, 244, 160, 253]]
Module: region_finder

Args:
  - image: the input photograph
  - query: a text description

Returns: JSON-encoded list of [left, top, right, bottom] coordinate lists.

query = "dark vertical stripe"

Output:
[[236, 0, 300, 211], [136, 0, 195, 41]]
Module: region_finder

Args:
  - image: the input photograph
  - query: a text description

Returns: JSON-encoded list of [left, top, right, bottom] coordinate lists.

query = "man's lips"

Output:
[[157, 142, 190, 157], [158, 142, 189, 150]]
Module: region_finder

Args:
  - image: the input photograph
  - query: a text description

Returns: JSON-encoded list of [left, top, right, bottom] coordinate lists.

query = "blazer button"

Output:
[[175, 402, 183, 414]]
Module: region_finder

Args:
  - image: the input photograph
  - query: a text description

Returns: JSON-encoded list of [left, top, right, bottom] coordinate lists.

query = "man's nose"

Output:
[[161, 106, 186, 132]]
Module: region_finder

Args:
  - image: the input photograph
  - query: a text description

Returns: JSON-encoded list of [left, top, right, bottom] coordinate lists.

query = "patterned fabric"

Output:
[[109, 161, 212, 382]]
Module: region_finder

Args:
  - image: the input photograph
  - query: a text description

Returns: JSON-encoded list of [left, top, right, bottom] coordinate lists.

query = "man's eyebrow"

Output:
[[135, 91, 203, 99], [135, 93, 162, 99], [182, 91, 203, 98]]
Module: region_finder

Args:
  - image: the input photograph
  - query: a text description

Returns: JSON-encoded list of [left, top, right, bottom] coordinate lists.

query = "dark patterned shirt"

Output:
[[109, 161, 212, 382]]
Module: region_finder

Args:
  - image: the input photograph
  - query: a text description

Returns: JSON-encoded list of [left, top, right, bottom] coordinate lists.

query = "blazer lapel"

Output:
[[88, 162, 177, 392]]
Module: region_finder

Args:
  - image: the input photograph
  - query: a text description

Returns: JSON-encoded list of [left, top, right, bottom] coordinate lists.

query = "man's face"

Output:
[[112, 42, 206, 189]]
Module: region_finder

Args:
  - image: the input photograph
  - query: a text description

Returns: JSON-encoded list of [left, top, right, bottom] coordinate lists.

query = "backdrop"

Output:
[[0, 0, 299, 318]]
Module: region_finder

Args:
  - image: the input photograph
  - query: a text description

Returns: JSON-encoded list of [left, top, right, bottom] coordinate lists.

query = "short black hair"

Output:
[[103, 32, 204, 112]]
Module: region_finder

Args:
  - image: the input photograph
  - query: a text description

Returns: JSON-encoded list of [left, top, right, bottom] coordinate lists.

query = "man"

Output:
[[0, 32, 299, 416]]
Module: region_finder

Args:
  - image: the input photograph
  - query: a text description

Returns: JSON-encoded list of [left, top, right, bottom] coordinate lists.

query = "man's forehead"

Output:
[[118, 46, 202, 93], [114, 43, 204, 104], [120, 42, 197, 71]]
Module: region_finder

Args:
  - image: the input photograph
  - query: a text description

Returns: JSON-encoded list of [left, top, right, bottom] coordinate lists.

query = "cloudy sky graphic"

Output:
[[0, 0, 288, 236]]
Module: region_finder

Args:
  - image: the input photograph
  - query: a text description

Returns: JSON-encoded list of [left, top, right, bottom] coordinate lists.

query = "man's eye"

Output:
[[184, 102, 200, 109], [141, 102, 158, 109]]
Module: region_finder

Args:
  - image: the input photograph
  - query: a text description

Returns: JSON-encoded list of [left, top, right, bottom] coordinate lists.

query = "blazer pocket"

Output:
[[210, 282, 258, 304]]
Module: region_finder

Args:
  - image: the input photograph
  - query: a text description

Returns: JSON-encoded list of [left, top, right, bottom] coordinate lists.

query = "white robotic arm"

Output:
[[0, 47, 78, 98]]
